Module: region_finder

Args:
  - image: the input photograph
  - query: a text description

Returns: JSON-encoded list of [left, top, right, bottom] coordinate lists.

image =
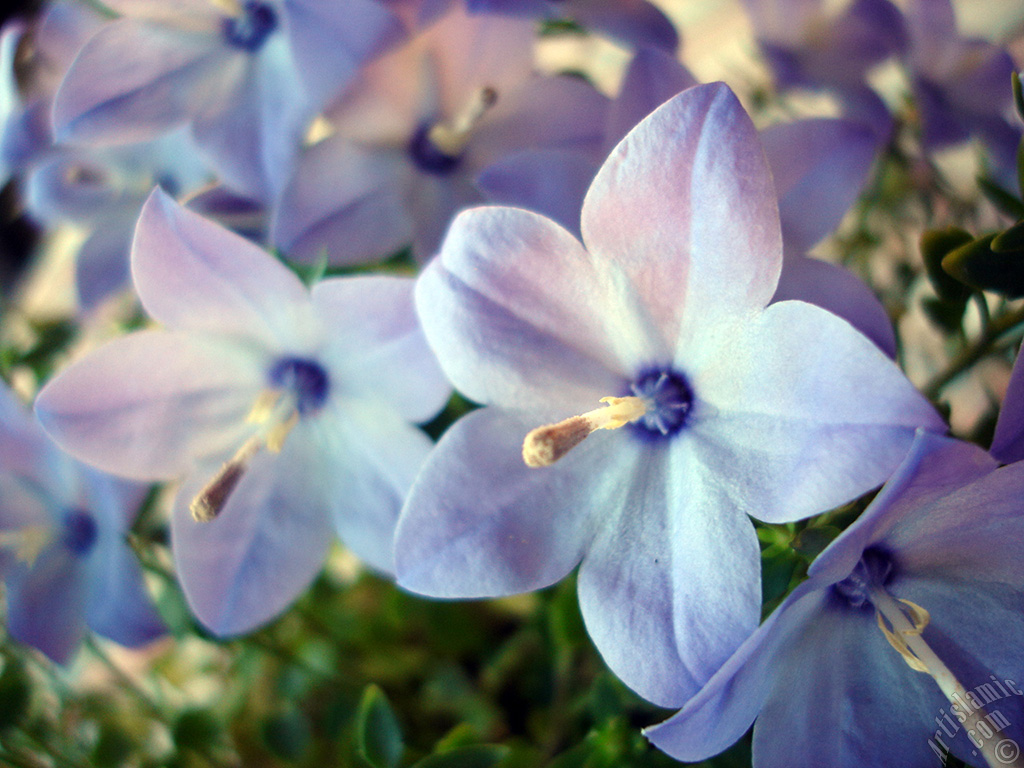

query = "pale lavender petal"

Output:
[[75, 215, 134, 310], [645, 581, 824, 761], [687, 300, 944, 524], [191, 36, 308, 201], [760, 118, 879, 255], [283, 0, 406, 106], [317, 402, 434, 574], [271, 137, 411, 266], [312, 275, 450, 424], [395, 407, 606, 597], [409, 171, 481, 262], [415, 206, 635, 411], [581, 82, 782, 345], [992, 344, 1024, 464], [578, 438, 762, 707], [53, 19, 222, 144], [772, 257, 896, 358], [569, 0, 679, 53], [6, 546, 87, 664], [475, 149, 597, 236], [132, 189, 311, 344], [603, 47, 697, 151], [171, 425, 335, 636], [35, 330, 263, 480]]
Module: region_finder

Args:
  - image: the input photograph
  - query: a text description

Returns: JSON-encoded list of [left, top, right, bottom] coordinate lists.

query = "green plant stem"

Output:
[[923, 303, 1024, 399]]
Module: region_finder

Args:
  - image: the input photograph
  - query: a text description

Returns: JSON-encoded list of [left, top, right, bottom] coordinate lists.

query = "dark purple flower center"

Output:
[[834, 547, 895, 608], [62, 509, 98, 556], [269, 356, 330, 415], [408, 123, 462, 176], [222, 1, 277, 52], [627, 368, 694, 440]]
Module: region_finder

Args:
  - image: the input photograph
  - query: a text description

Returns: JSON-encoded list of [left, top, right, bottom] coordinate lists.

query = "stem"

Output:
[[923, 304, 1024, 400], [872, 588, 1024, 768]]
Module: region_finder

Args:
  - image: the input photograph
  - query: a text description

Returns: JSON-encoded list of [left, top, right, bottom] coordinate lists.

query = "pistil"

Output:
[[870, 585, 1024, 768], [190, 389, 299, 522], [427, 86, 498, 158], [523, 396, 647, 468]]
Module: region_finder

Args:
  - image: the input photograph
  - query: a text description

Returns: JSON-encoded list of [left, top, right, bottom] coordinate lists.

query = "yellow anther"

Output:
[[0, 525, 52, 566], [427, 86, 499, 157], [522, 396, 647, 468], [266, 411, 298, 453]]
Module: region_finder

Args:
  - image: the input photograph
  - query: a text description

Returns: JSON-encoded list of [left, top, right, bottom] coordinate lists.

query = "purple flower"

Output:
[[271, 5, 608, 264], [393, 82, 944, 707], [51, 0, 406, 200], [647, 431, 1024, 768], [991, 344, 1024, 464], [35, 189, 450, 635], [904, 0, 1021, 183], [0, 381, 163, 664]]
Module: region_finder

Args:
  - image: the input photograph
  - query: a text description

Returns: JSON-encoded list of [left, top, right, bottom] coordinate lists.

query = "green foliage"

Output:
[[357, 685, 405, 768], [942, 232, 1024, 298]]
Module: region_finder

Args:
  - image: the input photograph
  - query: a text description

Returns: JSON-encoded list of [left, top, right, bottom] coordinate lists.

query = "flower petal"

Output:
[[35, 330, 263, 480], [577, 438, 762, 707], [395, 407, 605, 597], [581, 82, 782, 345], [171, 424, 336, 636], [772, 256, 896, 357], [53, 19, 220, 144], [312, 275, 450, 424], [85, 536, 165, 647], [132, 188, 311, 344], [6, 545, 87, 664], [991, 343, 1024, 464], [687, 300, 945, 523], [416, 206, 640, 411]]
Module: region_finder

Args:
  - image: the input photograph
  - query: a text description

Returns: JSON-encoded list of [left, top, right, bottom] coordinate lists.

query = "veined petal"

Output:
[[577, 437, 762, 707], [171, 424, 335, 636], [416, 206, 642, 411], [53, 19, 221, 144], [312, 275, 450, 425], [686, 300, 944, 524], [35, 330, 263, 481], [395, 407, 606, 597], [132, 189, 312, 344], [645, 581, 824, 761], [314, 401, 434, 574], [581, 82, 782, 347]]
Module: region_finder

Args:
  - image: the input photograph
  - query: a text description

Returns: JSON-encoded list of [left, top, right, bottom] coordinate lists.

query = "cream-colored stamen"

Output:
[[0, 525, 52, 566], [190, 390, 299, 522], [210, 0, 243, 16], [523, 396, 647, 468], [871, 587, 1024, 768], [427, 86, 498, 157]]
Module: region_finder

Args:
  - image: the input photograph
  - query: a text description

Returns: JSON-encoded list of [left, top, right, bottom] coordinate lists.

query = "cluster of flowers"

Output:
[[1, 0, 1024, 766]]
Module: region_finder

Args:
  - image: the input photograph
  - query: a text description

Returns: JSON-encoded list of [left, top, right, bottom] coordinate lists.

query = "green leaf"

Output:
[[411, 745, 510, 768], [1017, 133, 1024, 199], [172, 708, 221, 753], [263, 709, 311, 761], [791, 525, 841, 561], [1013, 72, 1024, 124], [992, 220, 1024, 253], [92, 724, 134, 768], [0, 659, 31, 731], [921, 296, 968, 333], [942, 233, 1024, 298], [356, 685, 404, 768], [920, 227, 973, 302], [978, 177, 1024, 219]]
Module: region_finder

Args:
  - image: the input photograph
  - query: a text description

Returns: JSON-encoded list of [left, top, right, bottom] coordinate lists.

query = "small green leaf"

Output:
[[1013, 72, 1024, 123], [942, 233, 1024, 298], [172, 708, 221, 753], [92, 724, 134, 768], [0, 659, 31, 731], [920, 227, 973, 302], [356, 685, 404, 768], [263, 709, 311, 761], [1017, 134, 1024, 198], [978, 177, 1024, 219], [992, 220, 1024, 253], [921, 296, 967, 334], [411, 745, 510, 768]]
